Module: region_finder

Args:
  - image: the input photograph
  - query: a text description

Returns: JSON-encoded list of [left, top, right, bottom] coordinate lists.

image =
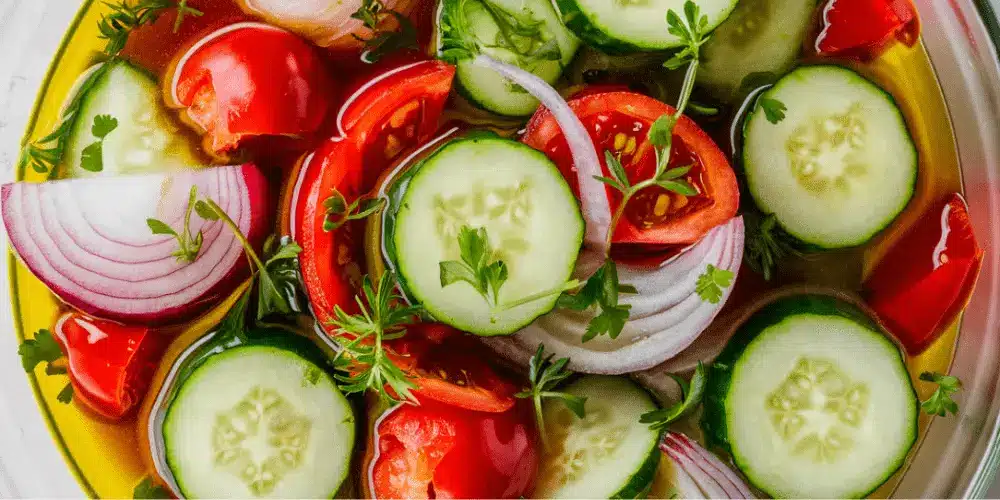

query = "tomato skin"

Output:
[[53, 313, 168, 420], [815, 0, 920, 59], [167, 22, 335, 158], [865, 193, 984, 354], [523, 91, 739, 246], [370, 400, 538, 499]]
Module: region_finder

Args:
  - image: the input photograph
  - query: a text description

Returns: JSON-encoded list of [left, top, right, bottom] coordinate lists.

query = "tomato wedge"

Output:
[[53, 312, 168, 420], [523, 91, 739, 247], [815, 0, 920, 59], [865, 193, 984, 354], [369, 400, 538, 499]]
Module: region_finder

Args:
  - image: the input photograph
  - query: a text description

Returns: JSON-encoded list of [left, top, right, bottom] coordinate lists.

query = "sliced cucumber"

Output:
[[702, 295, 918, 499], [162, 331, 354, 499], [63, 61, 203, 179], [698, 0, 814, 101], [743, 65, 918, 249], [535, 376, 661, 498], [391, 134, 584, 336], [555, 0, 737, 53], [438, 0, 580, 116]]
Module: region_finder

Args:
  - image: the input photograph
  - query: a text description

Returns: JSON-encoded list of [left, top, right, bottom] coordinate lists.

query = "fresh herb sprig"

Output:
[[515, 345, 587, 448], [695, 264, 734, 304], [744, 212, 801, 281], [18, 329, 73, 404], [328, 272, 422, 404], [640, 362, 706, 432], [147, 185, 204, 263], [80, 114, 119, 172], [557, 259, 637, 342], [194, 198, 302, 320], [593, 0, 711, 251], [323, 189, 387, 232], [438, 0, 561, 66], [758, 97, 787, 124], [920, 371, 962, 417], [99, 0, 203, 55], [439, 226, 580, 322], [352, 0, 419, 63]]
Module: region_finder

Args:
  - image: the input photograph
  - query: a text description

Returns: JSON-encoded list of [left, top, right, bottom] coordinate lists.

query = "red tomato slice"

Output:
[[388, 323, 517, 413], [815, 0, 920, 59], [370, 400, 538, 499], [865, 193, 984, 354], [523, 91, 739, 246], [53, 313, 168, 420], [166, 22, 335, 158]]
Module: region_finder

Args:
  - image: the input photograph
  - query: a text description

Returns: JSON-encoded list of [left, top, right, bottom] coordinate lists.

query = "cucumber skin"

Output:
[[700, 294, 918, 498], [741, 65, 919, 250], [554, 2, 645, 55], [611, 444, 662, 499]]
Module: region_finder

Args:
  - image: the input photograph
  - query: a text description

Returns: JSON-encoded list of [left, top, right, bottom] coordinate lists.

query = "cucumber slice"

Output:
[[535, 376, 661, 498], [391, 134, 584, 336], [555, 0, 737, 53], [63, 61, 203, 179], [162, 332, 355, 499], [743, 65, 917, 249], [702, 295, 918, 499], [438, 0, 580, 116], [698, 0, 814, 101]]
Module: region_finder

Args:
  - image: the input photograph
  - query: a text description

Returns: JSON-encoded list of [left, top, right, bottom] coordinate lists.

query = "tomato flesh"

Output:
[[371, 400, 538, 499], [865, 193, 984, 354], [815, 0, 920, 59], [53, 313, 168, 420]]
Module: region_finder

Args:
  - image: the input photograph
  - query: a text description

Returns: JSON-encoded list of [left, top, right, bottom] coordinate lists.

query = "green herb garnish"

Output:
[[640, 362, 706, 432], [744, 212, 801, 281], [557, 259, 637, 342], [695, 264, 734, 304], [515, 345, 587, 448], [328, 272, 422, 404], [147, 185, 204, 263], [438, 0, 561, 65], [18, 329, 73, 404], [79, 114, 118, 172], [133, 476, 171, 499], [323, 189, 387, 232], [758, 97, 787, 124], [99, 0, 203, 55], [920, 371, 962, 417], [352, 0, 419, 63]]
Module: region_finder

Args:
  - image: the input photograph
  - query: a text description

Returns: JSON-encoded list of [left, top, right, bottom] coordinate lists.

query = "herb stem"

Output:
[[533, 392, 549, 449], [204, 199, 266, 271], [493, 279, 581, 315]]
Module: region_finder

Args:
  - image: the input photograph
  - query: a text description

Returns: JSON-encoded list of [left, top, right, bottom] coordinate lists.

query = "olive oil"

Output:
[[9, 1, 962, 498]]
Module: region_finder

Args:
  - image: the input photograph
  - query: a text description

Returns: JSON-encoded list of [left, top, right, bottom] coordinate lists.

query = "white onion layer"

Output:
[[660, 432, 756, 499], [237, 0, 417, 49], [2, 164, 269, 325], [481, 216, 744, 374]]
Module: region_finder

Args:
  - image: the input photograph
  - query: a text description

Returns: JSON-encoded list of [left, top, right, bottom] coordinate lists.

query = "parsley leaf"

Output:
[[352, 0, 419, 63], [57, 383, 74, 404], [91, 114, 118, 138], [695, 264, 734, 304], [759, 97, 787, 124], [329, 272, 422, 404], [640, 362, 706, 432], [515, 344, 586, 448], [147, 185, 204, 263], [19, 329, 73, 404], [323, 189, 387, 232], [79, 114, 119, 173], [133, 477, 171, 499], [920, 371, 962, 417], [558, 259, 633, 342]]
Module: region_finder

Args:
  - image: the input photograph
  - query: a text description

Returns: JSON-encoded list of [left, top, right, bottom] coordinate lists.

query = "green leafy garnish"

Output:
[[80, 114, 118, 172], [920, 371, 962, 417], [640, 362, 706, 432], [438, 0, 561, 65], [593, 0, 709, 251], [18, 329, 73, 404], [194, 198, 302, 320], [328, 272, 422, 404], [133, 476, 171, 499], [323, 189, 387, 232], [147, 185, 204, 263], [99, 0, 203, 55], [352, 0, 419, 63], [695, 264, 734, 304], [557, 259, 635, 342], [439, 226, 579, 322], [515, 345, 586, 448], [758, 97, 787, 124], [744, 212, 801, 281]]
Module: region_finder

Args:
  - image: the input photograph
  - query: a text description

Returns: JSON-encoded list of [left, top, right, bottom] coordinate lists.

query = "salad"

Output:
[[3, 0, 983, 498]]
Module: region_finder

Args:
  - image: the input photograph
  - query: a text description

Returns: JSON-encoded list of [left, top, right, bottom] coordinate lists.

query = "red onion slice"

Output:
[[473, 55, 611, 254], [482, 217, 744, 374], [661, 432, 756, 499], [2, 164, 271, 325]]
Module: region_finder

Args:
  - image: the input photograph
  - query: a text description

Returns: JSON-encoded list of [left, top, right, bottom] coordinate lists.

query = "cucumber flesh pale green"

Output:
[[163, 340, 355, 499], [391, 134, 584, 336], [703, 295, 918, 499], [535, 376, 661, 499], [64, 61, 204, 179], [743, 65, 918, 248]]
